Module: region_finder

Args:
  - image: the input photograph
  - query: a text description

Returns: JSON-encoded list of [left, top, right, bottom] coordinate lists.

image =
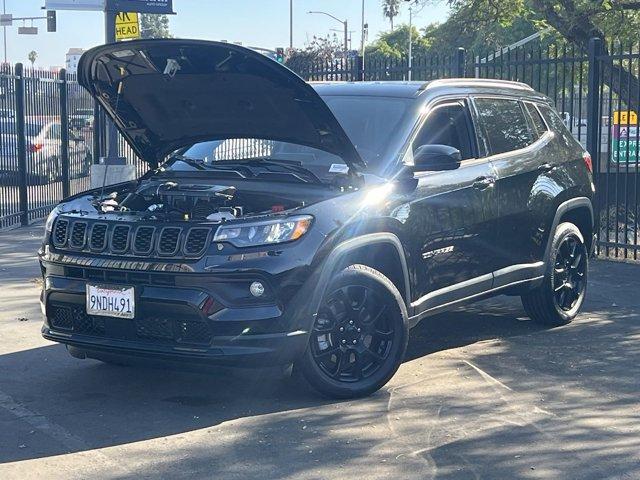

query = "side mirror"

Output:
[[412, 144, 462, 172]]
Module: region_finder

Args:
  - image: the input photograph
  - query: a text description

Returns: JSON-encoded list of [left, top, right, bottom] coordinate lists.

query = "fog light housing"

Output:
[[250, 281, 265, 297]]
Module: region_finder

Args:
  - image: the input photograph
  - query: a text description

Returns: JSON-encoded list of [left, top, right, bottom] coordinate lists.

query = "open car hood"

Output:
[[78, 39, 365, 170]]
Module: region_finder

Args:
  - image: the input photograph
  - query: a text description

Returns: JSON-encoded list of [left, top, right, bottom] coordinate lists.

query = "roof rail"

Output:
[[422, 78, 535, 92]]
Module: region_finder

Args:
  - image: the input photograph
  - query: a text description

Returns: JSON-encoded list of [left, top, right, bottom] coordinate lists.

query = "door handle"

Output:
[[472, 176, 495, 190], [538, 162, 556, 172]]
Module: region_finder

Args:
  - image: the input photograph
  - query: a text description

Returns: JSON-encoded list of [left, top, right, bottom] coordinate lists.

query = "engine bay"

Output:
[[95, 181, 304, 222]]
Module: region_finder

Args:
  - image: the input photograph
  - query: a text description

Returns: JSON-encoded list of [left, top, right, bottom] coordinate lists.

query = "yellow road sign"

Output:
[[115, 12, 140, 41], [613, 110, 638, 125]]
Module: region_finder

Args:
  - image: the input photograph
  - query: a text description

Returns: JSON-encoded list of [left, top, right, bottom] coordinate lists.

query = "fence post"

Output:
[[355, 55, 364, 81], [59, 68, 70, 198], [456, 48, 466, 78], [14, 63, 28, 227], [586, 38, 602, 169]]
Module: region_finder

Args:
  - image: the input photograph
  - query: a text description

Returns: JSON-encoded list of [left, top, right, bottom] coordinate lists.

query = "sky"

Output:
[[1, 0, 449, 68]]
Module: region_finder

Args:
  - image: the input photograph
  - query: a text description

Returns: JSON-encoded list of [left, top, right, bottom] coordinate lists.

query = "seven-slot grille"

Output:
[[185, 228, 210, 255], [134, 226, 155, 254], [52, 218, 211, 258], [111, 225, 130, 253], [158, 227, 181, 255], [53, 218, 69, 247], [89, 224, 108, 250], [69, 222, 87, 248]]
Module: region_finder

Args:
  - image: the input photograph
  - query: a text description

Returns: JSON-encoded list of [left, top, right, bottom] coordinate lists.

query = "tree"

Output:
[[140, 14, 171, 39], [382, 0, 402, 30], [414, 0, 640, 108], [366, 24, 432, 59], [28, 50, 37, 68]]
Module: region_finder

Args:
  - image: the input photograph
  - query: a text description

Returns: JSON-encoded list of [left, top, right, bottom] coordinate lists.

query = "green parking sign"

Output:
[[612, 125, 639, 163]]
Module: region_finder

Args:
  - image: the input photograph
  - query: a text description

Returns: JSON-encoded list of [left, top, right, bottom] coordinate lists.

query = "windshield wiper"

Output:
[[212, 157, 323, 184]]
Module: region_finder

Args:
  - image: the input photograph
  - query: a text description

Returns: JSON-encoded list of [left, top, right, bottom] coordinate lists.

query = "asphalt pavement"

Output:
[[0, 224, 639, 480]]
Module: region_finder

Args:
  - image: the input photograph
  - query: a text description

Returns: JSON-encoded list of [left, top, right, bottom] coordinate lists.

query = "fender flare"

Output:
[[543, 197, 594, 267], [310, 233, 411, 316]]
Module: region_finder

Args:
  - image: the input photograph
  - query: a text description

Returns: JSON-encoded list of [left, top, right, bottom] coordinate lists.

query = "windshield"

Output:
[[167, 95, 412, 178], [321, 95, 412, 172]]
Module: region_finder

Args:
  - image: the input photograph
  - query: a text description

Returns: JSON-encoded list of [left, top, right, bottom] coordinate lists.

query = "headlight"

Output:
[[213, 215, 313, 248], [44, 207, 60, 234]]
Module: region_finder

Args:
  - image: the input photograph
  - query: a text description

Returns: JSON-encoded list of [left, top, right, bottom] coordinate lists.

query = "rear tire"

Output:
[[296, 264, 409, 399], [521, 222, 588, 326]]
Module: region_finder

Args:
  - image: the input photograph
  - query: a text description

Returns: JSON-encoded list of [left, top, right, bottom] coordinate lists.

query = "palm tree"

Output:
[[382, 0, 401, 31], [28, 50, 38, 68]]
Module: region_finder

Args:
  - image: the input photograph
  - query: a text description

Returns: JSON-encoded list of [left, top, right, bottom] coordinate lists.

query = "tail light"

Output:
[[29, 143, 43, 153], [582, 152, 593, 174]]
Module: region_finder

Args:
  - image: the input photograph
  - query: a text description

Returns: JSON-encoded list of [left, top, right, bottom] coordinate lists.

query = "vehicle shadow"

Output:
[[0, 295, 544, 465]]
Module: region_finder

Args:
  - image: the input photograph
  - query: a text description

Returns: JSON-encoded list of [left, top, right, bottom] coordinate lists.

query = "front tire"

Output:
[[297, 264, 409, 399], [522, 222, 588, 326]]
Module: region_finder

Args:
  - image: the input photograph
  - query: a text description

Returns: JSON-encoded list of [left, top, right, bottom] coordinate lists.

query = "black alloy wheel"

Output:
[[311, 284, 395, 383], [297, 264, 408, 398], [521, 222, 588, 326], [552, 234, 587, 311]]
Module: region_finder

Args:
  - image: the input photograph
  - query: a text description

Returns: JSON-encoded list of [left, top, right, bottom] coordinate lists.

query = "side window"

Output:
[[524, 102, 548, 139], [474, 98, 533, 155], [538, 104, 576, 148], [413, 100, 475, 160]]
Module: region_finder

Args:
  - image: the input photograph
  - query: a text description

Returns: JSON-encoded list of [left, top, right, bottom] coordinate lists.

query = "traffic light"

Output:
[[47, 11, 56, 33], [276, 48, 285, 64]]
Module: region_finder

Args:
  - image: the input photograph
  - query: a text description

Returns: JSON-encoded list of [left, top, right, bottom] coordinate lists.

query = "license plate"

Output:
[[86, 284, 135, 319]]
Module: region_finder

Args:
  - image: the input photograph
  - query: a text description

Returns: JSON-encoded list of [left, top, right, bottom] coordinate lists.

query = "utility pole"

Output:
[[343, 19, 348, 53], [289, 0, 293, 50], [3, 0, 7, 64], [360, 0, 365, 57], [408, 5, 412, 81]]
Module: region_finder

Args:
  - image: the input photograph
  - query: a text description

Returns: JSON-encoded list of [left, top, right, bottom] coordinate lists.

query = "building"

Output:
[[65, 48, 86, 74]]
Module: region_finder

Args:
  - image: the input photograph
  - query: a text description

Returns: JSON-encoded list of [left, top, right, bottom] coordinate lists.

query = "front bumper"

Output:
[[41, 270, 313, 367]]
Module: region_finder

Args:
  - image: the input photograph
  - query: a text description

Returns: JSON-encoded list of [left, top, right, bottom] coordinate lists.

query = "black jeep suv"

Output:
[[40, 40, 595, 398]]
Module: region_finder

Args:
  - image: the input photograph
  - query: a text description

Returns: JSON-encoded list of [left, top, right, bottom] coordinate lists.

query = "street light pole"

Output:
[[289, 0, 293, 50], [308, 11, 349, 52], [360, 0, 365, 57], [408, 5, 412, 81], [3, 0, 7, 65]]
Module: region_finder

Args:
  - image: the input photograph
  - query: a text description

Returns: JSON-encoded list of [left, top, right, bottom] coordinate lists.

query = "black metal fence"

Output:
[[0, 64, 144, 230], [1, 39, 640, 259], [289, 39, 640, 260]]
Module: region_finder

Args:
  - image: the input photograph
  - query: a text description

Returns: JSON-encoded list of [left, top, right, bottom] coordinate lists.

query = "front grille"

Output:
[[53, 218, 69, 247], [133, 226, 155, 254], [50, 305, 73, 330], [111, 225, 130, 253], [51, 219, 210, 259], [184, 228, 209, 255], [158, 227, 181, 255], [90, 224, 108, 251], [177, 320, 213, 345], [49, 302, 212, 346], [136, 316, 174, 342], [49, 305, 105, 335], [70, 222, 87, 249]]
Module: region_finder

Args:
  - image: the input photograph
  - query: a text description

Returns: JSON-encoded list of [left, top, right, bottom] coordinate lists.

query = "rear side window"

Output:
[[524, 102, 548, 139], [538, 104, 577, 148], [474, 98, 533, 155]]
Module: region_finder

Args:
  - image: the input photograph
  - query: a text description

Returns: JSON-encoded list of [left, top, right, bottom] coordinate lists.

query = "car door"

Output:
[[401, 98, 500, 314], [471, 96, 551, 287]]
